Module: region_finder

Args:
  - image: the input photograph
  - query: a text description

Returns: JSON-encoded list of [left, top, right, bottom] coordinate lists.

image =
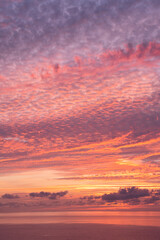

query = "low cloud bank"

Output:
[[29, 191, 68, 199], [1, 194, 20, 199], [102, 187, 150, 202]]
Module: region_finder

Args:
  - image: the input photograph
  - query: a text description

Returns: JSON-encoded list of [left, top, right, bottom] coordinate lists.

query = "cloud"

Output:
[[1, 193, 20, 199], [0, 0, 160, 70], [123, 198, 141, 205], [29, 191, 68, 199], [0, 188, 160, 211], [102, 187, 150, 202], [80, 195, 101, 200], [49, 191, 68, 200], [143, 154, 160, 164], [101, 42, 160, 63], [144, 196, 160, 204], [155, 190, 160, 196], [29, 191, 51, 198], [66, 197, 105, 207]]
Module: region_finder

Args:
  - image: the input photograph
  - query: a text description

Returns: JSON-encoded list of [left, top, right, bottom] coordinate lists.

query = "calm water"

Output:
[[0, 211, 160, 226]]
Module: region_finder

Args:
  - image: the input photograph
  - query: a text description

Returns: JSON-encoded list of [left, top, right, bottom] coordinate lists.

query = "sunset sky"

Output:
[[0, 0, 160, 212]]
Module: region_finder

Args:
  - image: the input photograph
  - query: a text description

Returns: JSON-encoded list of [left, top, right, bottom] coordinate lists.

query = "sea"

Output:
[[0, 211, 160, 226]]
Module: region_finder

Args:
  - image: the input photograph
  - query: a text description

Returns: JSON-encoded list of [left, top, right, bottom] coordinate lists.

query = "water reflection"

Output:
[[0, 211, 160, 226]]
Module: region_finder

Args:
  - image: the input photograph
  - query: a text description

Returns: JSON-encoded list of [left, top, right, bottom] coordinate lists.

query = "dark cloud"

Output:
[[56, 191, 68, 197], [29, 191, 51, 198], [29, 190, 68, 199], [144, 196, 160, 204], [155, 190, 160, 196], [102, 187, 150, 202], [123, 198, 141, 205], [49, 191, 68, 200], [66, 197, 105, 206], [78, 195, 105, 206], [80, 195, 101, 200], [1, 194, 20, 199]]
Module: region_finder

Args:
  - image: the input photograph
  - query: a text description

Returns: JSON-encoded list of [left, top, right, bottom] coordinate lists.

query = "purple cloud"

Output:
[[102, 187, 150, 202], [1, 194, 20, 199], [29, 191, 68, 199]]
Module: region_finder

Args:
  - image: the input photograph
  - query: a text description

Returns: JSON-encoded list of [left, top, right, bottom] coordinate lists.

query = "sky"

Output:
[[0, 0, 160, 212]]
